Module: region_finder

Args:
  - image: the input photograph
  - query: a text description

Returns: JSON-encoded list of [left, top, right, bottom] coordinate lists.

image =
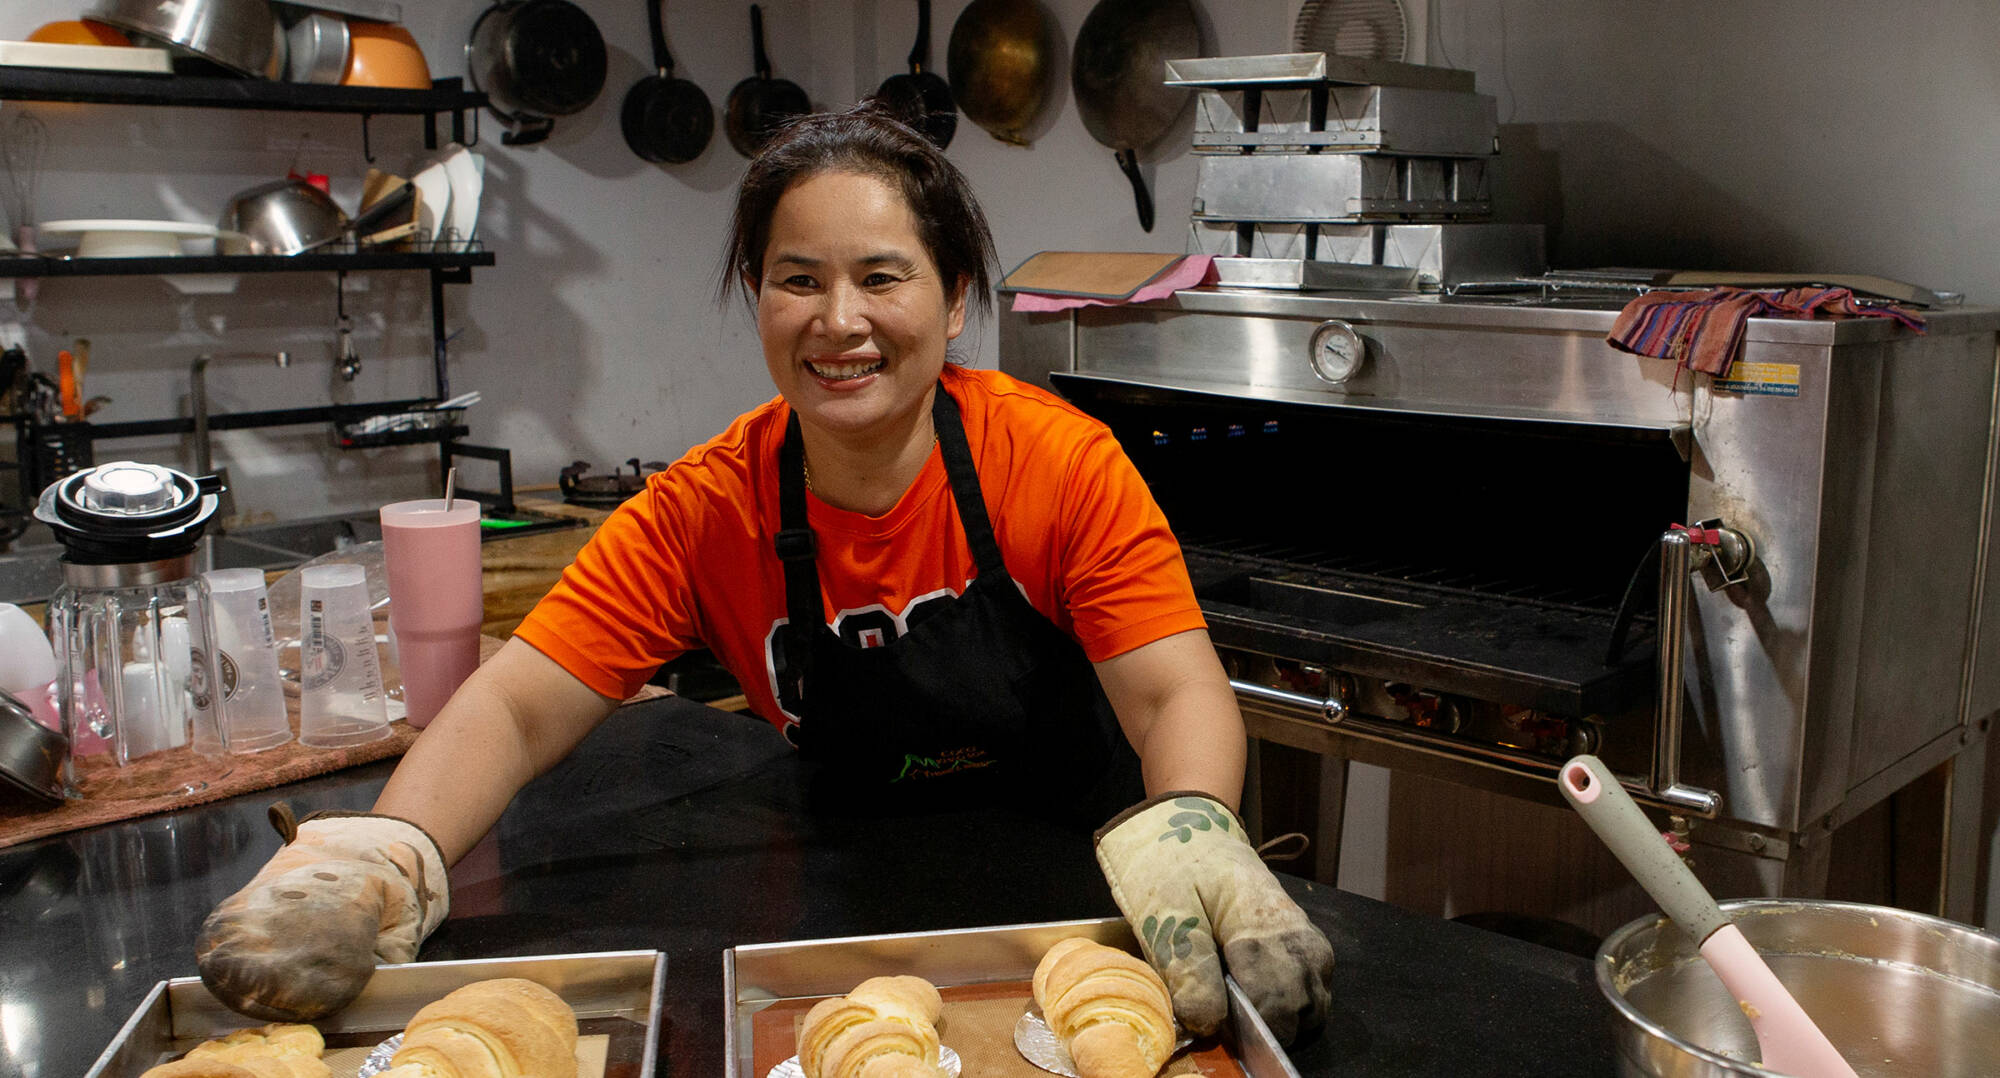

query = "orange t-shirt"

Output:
[[513, 365, 1205, 729]]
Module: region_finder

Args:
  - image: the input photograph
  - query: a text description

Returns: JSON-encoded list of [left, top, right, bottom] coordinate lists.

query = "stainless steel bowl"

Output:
[[88, 0, 284, 78], [219, 179, 349, 255], [1599, 899, 2000, 1077], [0, 688, 66, 806]]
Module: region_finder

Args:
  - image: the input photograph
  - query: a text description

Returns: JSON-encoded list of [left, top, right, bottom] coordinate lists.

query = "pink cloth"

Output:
[[1008, 255, 1217, 313]]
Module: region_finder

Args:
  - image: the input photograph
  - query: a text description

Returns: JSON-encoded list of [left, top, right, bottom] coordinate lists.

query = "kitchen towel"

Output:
[[1607, 286, 1926, 376], [1005, 253, 1217, 312]]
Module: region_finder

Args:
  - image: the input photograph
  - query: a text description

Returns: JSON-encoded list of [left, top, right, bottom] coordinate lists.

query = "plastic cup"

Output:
[[298, 563, 390, 748], [204, 568, 294, 753], [379, 498, 483, 728]]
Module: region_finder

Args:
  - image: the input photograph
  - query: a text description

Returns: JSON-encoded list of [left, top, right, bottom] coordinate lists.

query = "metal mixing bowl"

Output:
[[219, 179, 349, 255], [0, 688, 66, 806], [87, 0, 283, 79], [1599, 899, 2000, 1077]]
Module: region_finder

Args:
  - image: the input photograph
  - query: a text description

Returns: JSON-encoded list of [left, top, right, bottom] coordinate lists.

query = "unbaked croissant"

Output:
[[1032, 937, 1176, 1078], [797, 975, 946, 1078], [379, 977, 579, 1078]]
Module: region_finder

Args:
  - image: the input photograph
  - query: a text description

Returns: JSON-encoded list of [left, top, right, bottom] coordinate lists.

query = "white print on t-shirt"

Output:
[[763, 583, 965, 726]]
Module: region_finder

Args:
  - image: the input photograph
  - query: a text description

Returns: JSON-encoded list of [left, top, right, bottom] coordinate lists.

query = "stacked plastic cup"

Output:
[[202, 568, 294, 753], [299, 563, 390, 747]]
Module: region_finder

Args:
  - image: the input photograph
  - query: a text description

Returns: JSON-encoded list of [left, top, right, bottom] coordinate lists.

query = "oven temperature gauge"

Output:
[[1307, 320, 1367, 384]]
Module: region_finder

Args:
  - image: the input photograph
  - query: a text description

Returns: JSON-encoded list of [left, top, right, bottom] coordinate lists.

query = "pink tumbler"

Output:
[[379, 498, 483, 727]]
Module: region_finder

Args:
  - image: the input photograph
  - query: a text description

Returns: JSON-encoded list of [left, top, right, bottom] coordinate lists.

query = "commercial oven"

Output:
[[1001, 287, 2000, 918]]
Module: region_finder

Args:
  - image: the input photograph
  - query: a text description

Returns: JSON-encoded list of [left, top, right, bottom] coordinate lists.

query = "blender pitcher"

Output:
[[34, 461, 229, 794]]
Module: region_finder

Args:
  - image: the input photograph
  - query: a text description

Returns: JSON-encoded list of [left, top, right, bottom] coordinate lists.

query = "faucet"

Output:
[[190, 351, 291, 476]]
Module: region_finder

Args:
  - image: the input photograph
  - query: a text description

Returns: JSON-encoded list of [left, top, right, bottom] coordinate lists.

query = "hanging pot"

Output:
[[873, 0, 956, 148], [724, 4, 810, 158], [946, 0, 1056, 147], [1070, 0, 1203, 232], [467, 0, 608, 147], [620, 0, 713, 163]]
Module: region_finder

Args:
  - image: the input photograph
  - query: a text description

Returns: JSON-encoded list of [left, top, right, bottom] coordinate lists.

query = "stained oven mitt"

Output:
[[195, 804, 449, 1021], [1094, 792, 1335, 1045]]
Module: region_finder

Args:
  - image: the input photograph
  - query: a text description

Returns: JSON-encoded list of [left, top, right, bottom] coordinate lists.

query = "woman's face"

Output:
[[754, 169, 965, 439]]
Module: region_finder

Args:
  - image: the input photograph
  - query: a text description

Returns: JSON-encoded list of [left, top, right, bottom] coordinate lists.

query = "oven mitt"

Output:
[[1094, 792, 1335, 1045], [195, 804, 449, 1022]]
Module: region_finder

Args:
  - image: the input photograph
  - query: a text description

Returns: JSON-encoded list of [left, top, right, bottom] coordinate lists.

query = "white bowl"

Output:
[[40, 219, 221, 258]]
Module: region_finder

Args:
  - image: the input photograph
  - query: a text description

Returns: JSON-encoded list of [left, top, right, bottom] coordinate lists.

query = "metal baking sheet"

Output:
[[1211, 257, 1420, 293], [0, 40, 172, 75], [723, 917, 1300, 1078], [1165, 52, 1476, 93], [84, 950, 665, 1078]]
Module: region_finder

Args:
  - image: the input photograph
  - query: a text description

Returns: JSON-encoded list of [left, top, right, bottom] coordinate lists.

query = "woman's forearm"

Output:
[[373, 638, 618, 864], [1094, 628, 1247, 811]]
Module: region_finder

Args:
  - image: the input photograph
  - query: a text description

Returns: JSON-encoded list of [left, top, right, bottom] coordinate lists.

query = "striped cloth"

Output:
[[1607, 286, 1926, 375]]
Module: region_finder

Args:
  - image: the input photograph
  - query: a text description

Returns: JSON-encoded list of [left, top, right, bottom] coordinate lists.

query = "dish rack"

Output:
[[334, 405, 467, 449]]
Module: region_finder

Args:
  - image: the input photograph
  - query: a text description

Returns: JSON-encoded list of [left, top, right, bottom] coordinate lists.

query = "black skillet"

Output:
[[873, 0, 956, 148], [724, 4, 810, 158], [1071, 0, 1202, 232], [621, 0, 714, 163]]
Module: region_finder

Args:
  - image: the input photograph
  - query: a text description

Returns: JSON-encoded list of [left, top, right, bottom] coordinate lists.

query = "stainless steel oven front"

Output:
[[1001, 287, 2000, 914]]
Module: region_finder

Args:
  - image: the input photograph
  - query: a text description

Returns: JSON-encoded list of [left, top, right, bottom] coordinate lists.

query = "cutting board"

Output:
[[1000, 251, 1187, 300]]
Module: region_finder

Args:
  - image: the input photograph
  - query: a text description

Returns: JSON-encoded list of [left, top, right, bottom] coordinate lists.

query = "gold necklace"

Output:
[[802, 430, 937, 495]]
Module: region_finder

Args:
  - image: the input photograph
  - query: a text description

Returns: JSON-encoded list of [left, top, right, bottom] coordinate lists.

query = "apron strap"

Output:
[[931, 384, 1009, 580], [776, 410, 822, 689]]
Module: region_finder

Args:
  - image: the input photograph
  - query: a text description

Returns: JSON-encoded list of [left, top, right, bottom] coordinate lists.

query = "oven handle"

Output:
[[1228, 678, 1350, 723], [1652, 522, 1752, 818]]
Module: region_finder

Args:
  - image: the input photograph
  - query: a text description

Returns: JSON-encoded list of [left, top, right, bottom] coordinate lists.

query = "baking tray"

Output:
[[723, 917, 1301, 1078], [1192, 86, 1497, 156], [1164, 52, 1475, 93], [1212, 257, 1420, 293], [85, 949, 665, 1078]]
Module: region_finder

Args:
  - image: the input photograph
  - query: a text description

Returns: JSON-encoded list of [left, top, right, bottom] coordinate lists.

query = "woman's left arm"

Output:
[[1093, 627, 1246, 810]]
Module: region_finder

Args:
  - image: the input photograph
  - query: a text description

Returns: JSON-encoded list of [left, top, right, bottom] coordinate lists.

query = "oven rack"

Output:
[[1176, 533, 1637, 620]]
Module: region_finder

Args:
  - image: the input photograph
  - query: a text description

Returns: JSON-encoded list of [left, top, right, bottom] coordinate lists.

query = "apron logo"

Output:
[[895, 746, 996, 781]]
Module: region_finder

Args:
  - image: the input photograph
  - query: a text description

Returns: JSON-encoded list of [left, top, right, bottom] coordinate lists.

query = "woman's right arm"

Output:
[[373, 637, 620, 864]]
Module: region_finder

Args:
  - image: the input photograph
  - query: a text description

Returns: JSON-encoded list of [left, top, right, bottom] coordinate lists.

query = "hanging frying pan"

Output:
[[467, 0, 609, 147], [1070, 0, 1202, 232], [873, 0, 956, 148], [724, 4, 810, 158], [946, 0, 1057, 147], [621, 0, 714, 163]]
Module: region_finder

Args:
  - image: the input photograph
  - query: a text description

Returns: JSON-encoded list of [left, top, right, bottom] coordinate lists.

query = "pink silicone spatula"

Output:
[[1558, 755, 1858, 1078]]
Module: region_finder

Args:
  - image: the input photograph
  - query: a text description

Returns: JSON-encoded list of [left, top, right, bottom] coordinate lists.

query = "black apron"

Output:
[[774, 384, 1142, 826]]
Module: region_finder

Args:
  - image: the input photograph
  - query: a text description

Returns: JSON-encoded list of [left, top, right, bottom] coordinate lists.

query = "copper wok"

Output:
[[946, 0, 1056, 147]]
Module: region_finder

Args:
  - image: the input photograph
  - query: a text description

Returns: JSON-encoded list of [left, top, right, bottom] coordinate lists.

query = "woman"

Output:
[[195, 105, 1334, 1046]]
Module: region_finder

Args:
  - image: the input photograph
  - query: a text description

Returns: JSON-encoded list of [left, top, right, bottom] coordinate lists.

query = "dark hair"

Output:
[[721, 101, 996, 318]]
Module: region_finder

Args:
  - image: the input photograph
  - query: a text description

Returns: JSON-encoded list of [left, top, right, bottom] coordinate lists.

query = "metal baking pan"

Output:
[[1192, 87, 1497, 156], [1165, 51, 1476, 93], [85, 949, 665, 1078], [723, 916, 1300, 1078], [1194, 154, 1492, 222], [1212, 257, 1420, 293]]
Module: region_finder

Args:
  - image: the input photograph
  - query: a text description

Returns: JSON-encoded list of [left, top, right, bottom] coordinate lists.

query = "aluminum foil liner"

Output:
[[1014, 1006, 1193, 1076], [356, 1033, 401, 1076], [766, 1045, 960, 1078]]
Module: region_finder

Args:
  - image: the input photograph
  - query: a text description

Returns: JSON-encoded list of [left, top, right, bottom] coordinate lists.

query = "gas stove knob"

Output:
[[1307, 320, 1367, 385]]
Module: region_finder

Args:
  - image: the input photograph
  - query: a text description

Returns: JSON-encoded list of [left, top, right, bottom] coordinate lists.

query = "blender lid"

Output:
[[33, 460, 223, 563]]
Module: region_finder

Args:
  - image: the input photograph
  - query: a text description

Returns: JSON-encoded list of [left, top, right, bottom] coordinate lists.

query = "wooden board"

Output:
[[1000, 251, 1186, 300]]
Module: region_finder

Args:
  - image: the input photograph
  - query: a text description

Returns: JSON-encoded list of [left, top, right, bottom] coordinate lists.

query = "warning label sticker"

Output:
[[1713, 361, 1801, 397]]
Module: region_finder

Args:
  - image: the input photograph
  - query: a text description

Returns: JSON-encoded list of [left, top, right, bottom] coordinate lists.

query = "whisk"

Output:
[[3, 111, 49, 241]]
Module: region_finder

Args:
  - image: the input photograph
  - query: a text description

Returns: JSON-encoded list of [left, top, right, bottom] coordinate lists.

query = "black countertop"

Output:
[[1, 697, 1617, 1076]]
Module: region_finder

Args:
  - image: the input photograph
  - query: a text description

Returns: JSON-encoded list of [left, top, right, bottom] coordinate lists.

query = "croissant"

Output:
[[1032, 937, 1176, 1078], [797, 975, 945, 1078], [380, 977, 578, 1078], [142, 1022, 331, 1078]]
